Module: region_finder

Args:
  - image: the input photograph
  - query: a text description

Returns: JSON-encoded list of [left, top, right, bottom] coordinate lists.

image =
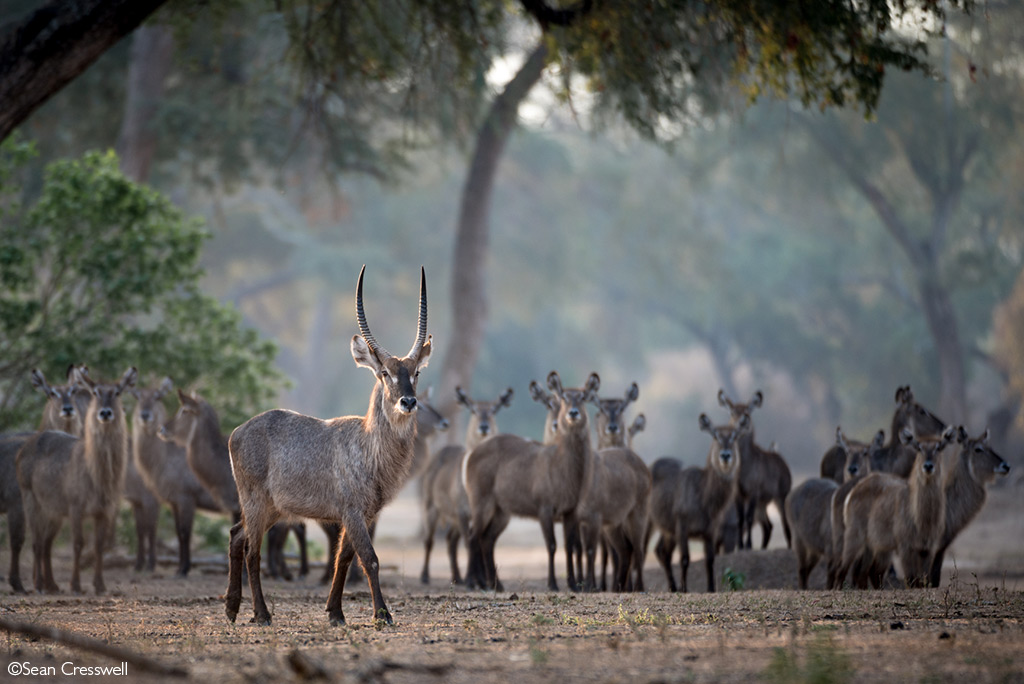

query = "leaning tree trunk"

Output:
[[0, 0, 169, 142], [117, 24, 174, 184], [436, 42, 549, 429]]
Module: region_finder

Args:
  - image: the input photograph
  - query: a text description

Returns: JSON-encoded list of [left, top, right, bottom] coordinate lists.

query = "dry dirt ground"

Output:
[[2, 484, 1023, 684]]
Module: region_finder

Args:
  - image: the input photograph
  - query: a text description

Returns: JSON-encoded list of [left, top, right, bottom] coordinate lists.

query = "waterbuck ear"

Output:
[[981, 428, 990, 443], [415, 335, 432, 372], [498, 387, 514, 408], [717, 389, 730, 408], [626, 382, 639, 403], [698, 413, 713, 433], [547, 371, 563, 394], [899, 428, 915, 446], [119, 367, 138, 392], [751, 390, 763, 408], [585, 373, 601, 398], [158, 377, 174, 398], [738, 413, 751, 432], [941, 425, 957, 445], [455, 386, 470, 406], [956, 425, 969, 443], [835, 426, 847, 449], [351, 334, 384, 375], [30, 369, 48, 393], [630, 414, 646, 434]]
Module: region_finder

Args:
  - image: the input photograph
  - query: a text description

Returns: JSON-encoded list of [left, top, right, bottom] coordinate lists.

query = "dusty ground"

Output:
[[2, 484, 1023, 684]]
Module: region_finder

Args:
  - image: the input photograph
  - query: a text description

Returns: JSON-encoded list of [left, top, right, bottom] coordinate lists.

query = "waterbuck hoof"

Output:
[[328, 610, 346, 627], [419, 572, 430, 585], [250, 613, 272, 626]]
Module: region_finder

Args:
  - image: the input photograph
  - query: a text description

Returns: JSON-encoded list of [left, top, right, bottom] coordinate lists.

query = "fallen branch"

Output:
[[0, 616, 188, 678]]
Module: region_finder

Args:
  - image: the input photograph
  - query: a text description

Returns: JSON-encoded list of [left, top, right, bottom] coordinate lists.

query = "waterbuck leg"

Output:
[[8, 504, 26, 593], [325, 528, 357, 626], [351, 518, 391, 625], [70, 511, 85, 594], [539, 512, 559, 592], [224, 522, 246, 623], [296, 523, 309, 578], [654, 535, 677, 592], [245, 525, 271, 625], [173, 501, 196, 577], [420, 508, 439, 585], [93, 513, 109, 595], [132, 503, 146, 572], [445, 526, 462, 585], [563, 514, 581, 591], [929, 544, 948, 589], [703, 535, 716, 593]]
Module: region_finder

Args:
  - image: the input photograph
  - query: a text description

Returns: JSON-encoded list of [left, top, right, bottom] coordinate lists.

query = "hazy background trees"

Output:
[[2, 0, 1021, 476]]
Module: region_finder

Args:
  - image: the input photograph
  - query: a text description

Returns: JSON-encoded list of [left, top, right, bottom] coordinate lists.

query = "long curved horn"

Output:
[[407, 266, 428, 358], [356, 265, 391, 359]]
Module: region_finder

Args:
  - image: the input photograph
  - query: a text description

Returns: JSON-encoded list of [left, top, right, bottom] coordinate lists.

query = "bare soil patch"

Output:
[[2, 484, 1022, 683]]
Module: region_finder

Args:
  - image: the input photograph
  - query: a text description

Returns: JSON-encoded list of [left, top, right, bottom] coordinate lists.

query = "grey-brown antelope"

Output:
[[717, 389, 792, 550], [928, 427, 1010, 588], [1, 367, 90, 593], [871, 385, 946, 476], [837, 427, 955, 589], [320, 388, 449, 585], [579, 382, 650, 592], [649, 412, 743, 592], [464, 371, 599, 592], [825, 427, 884, 589], [225, 266, 431, 626], [420, 386, 512, 586], [17, 366, 137, 594], [1, 432, 33, 592], [132, 377, 224, 576]]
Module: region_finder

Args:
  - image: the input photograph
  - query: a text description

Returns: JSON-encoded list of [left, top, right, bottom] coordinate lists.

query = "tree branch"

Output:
[[0, 0, 169, 142], [518, 0, 593, 28]]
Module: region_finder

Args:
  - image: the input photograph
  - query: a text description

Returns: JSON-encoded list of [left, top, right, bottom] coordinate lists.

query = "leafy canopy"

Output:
[[0, 138, 284, 431]]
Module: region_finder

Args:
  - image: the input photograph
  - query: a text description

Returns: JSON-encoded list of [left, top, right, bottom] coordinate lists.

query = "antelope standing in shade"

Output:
[[17, 367, 137, 594], [225, 266, 431, 626], [420, 386, 513, 585]]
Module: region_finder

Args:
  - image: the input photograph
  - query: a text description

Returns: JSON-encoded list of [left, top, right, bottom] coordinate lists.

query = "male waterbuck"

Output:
[[649, 413, 743, 593], [837, 427, 955, 589], [225, 266, 431, 626], [420, 386, 513, 585], [717, 389, 792, 550], [17, 367, 138, 594], [463, 372, 599, 592]]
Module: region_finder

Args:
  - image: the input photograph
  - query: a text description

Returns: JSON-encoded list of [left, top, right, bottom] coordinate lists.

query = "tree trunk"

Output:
[[436, 41, 549, 429], [0, 0, 169, 143], [117, 24, 174, 184]]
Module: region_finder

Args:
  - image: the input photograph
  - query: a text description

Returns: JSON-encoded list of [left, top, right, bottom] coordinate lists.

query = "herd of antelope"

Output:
[[0, 267, 1012, 627]]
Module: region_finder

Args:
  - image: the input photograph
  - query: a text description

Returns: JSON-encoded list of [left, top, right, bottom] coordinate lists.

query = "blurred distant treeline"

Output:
[[2, 0, 1023, 473]]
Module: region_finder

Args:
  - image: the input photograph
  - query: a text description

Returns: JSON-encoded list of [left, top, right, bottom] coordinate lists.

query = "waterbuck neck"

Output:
[[361, 380, 418, 509], [83, 405, 128, 509], [909, 469, 945, 545], [550, 415, 593, 505]]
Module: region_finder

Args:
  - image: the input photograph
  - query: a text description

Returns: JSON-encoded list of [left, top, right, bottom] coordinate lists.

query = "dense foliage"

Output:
[[0, 139, 284, 431]]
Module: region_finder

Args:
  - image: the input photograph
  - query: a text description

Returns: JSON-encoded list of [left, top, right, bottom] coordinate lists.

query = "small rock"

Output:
[[890, 621, 905, 630]]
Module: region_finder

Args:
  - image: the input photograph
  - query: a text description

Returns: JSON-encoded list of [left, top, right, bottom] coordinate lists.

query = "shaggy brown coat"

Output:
[[16, 367, 137, 594], [649, 413, 743, 593]]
